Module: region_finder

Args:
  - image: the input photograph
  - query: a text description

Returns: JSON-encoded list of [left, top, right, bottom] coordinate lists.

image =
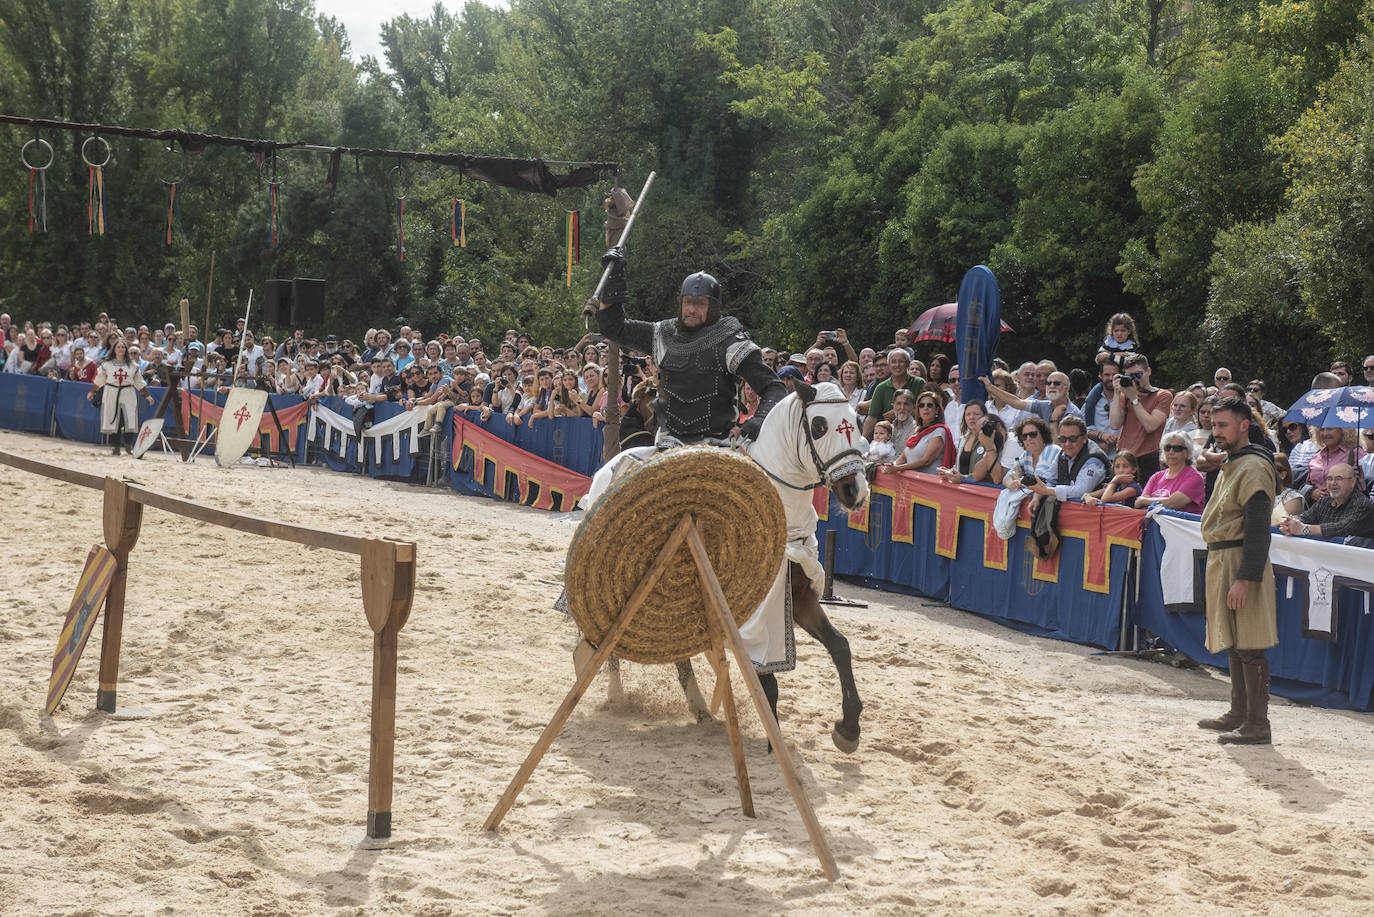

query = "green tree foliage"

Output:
[[0, 0, 1371, 399]]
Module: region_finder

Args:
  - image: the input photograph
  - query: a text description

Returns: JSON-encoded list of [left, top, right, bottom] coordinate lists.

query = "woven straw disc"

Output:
[[566, 447, 786, 665]]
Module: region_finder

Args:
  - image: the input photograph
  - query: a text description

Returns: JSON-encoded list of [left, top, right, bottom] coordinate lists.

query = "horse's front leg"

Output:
[[790, 562, 863, 753], [676, 659, 713, 723]]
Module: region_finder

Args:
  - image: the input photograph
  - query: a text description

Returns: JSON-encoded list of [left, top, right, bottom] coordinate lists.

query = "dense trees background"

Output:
[[2, 0, 1372, 399]]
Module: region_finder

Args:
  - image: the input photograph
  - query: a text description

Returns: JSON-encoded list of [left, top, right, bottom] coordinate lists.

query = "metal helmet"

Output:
[[679, 271, 721, 326]]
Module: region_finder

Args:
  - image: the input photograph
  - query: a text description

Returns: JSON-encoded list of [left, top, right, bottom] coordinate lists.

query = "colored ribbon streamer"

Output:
[[564, 210, 579, 286], [28, 168, 47, 233], [87, 165, 105, 235], [267, 181, 281, 247], [452, 198, 466, 248], [165, 181, 184, 245], [396, 196, 405, 262]]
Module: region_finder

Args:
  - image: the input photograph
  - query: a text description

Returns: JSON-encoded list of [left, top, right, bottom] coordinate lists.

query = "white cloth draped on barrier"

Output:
[[305, 403, 428, 464], [1152, 512, 1374, 640], [360, 405, 427, 458], [306, 402, 361, 460]]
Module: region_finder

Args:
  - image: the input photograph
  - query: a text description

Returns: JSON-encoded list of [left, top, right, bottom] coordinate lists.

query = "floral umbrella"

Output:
[[907, 303, 1014, 344], [1283, 386, 1374, 428]]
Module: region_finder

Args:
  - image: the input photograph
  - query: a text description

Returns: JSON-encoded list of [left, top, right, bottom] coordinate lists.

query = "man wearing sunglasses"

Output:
[[1019, 415, 1109, 504], [1110, 353, 1173, 481]]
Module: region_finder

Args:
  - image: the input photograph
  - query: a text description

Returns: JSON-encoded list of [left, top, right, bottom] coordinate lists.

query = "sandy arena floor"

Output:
[[1, 429, 1372, 915]]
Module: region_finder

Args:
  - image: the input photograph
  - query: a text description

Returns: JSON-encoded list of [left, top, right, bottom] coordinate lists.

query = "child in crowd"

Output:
[[864, 420, 897, 465], [1098, 312, 1139, 357], [1083, 450, 1142, 506]]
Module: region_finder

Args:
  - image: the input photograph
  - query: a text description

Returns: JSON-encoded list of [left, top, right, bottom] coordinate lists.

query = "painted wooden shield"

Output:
[[131, 417, 164, 459], [214, 388, 269, 467], [46, 545, 118, 716]]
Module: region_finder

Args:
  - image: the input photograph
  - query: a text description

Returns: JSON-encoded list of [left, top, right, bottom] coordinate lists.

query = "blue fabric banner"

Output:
[[0, 373, 57, 433], [818, 491, 1125, 650], [955, 265, 1001, 405]]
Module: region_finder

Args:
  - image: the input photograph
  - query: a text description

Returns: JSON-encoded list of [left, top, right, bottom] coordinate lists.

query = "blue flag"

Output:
[[955, 265, 1001, 405]]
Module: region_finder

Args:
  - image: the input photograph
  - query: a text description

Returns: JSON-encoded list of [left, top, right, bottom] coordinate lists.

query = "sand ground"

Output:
[[1, 429, 1372, 916]]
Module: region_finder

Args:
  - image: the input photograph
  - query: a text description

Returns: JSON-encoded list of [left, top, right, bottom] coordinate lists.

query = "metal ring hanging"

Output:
[[21, 138, 54, 170], [157, 144, 185, 184], [80, 136, 112, 168], [388, 164, 408, 200]]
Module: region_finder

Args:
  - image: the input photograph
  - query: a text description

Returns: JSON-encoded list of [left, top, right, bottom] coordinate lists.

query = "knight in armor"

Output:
[[595, 246, 786, 445]]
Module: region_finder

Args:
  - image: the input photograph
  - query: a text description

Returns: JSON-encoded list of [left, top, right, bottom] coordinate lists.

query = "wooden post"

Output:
[[685, 519, 839, 881], [704, 604, 754, 818], [484, 514, 695, 831], [361, 538, 415, 839], [97, 477, 143, 712]]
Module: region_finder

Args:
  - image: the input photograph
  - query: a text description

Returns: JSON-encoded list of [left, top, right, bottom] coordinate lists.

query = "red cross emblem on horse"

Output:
[[836, 419, 855, 445]]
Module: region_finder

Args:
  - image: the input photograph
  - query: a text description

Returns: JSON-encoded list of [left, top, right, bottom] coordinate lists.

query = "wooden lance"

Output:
[[583, 172, 655, 462]]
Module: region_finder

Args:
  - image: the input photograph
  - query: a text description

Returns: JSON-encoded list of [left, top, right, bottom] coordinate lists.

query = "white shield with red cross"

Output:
[[214, 388, 269, 467], [130, 418, 165, 459]]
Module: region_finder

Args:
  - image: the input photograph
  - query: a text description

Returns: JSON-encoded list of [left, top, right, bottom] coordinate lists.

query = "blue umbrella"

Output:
[[1283, 385, 1374, 428]]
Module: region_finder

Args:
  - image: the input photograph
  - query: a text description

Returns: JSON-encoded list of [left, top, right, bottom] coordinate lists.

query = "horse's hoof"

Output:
[[831, 725, 860, 754]]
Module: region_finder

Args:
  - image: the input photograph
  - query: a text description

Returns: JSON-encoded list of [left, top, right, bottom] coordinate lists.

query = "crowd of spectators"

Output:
[[3, 306, 1372, 542]]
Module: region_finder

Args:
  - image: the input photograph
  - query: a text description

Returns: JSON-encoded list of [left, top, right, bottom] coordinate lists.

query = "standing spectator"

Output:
[[862, 348, 925, 440], [1082, 359, 1122, 458], [981, 370, 1080, 434], [1189, 396, 1216, 454], [837, 361, 864, 410], [554, 370, 584, 417], [1329, 361, 1352, 385], [1110, 353, 1173, 481], [68, 344, 98, 383], [1277, 420, 1314, 477], [1362, 353, 1374, 385], [862, 351, 890, 399], [393, 340, 415, 372], [1135, 431, 1206, 513], [1163, 391, 1198, 436], [1197, 397, 1278, 745], [1244, 379, 1283, 427]]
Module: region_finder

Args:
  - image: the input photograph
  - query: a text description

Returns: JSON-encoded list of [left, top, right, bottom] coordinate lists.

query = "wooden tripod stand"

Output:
[[483, 513, 838, 881]]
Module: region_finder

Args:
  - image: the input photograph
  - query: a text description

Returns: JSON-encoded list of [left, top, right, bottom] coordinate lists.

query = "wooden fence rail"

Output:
[[0, 449, 415, 839]]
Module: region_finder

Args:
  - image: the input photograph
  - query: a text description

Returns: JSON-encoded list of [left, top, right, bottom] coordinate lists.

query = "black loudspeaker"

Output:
[[263, 279, 293, 327], [291, 278, 326, 327]]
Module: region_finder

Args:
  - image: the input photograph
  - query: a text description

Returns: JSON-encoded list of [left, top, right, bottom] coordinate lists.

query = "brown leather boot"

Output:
[[1198, 651, 1246, 731], [1219, 652, 1271, 745]]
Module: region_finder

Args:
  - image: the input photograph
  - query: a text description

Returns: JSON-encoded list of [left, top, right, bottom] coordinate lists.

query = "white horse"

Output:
[[584, 381, 870, 752]]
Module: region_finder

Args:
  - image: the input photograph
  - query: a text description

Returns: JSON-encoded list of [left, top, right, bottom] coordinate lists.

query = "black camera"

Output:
[[1119, 374, 1135, 387], [1022, 473, 1040, 486], [981, 418, 999, 437]]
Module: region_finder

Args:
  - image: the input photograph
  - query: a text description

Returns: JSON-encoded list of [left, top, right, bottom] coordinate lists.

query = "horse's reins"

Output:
[[754, 397, 864, 491]]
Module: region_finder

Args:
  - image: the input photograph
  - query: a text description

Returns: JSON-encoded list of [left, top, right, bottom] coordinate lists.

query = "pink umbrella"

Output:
[[907, 303, 1014, 344]]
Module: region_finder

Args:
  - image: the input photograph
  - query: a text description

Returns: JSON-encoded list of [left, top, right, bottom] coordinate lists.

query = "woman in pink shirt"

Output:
[[1304, 427, 1364, 499], [1135, 431, 1206, 514]]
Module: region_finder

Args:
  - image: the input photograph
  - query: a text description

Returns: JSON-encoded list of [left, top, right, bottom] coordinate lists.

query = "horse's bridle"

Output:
[[755, 397, 865, 491]]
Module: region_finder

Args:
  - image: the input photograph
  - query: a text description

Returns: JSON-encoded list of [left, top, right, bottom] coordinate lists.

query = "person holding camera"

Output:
[[939, 401, 1009, 484], [1109, 353, 1173, 481]]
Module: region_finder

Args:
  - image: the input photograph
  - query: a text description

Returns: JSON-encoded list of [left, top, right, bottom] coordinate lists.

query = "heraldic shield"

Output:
[[130, 418, 164, 459], [214, 388, 269, 467]]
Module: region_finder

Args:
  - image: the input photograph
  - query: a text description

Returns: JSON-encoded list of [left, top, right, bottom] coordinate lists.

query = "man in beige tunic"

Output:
[[1198, 397, 1278, 744]]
